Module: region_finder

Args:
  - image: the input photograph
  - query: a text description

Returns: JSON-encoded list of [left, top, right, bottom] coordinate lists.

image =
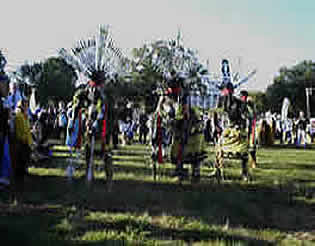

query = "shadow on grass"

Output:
[[73, 214, 275, 245], [3, 140, 315, 244], [1, 173, 314, 234], [0, 208, 126, 246], [0, 197, 274, 246], [32, 155, 207, 180], [264, 144, 314, 150], [289, 163, 315, 172]]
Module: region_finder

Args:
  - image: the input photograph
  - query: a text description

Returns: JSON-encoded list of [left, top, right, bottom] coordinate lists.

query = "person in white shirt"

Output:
[[6, 82, 22, 111]]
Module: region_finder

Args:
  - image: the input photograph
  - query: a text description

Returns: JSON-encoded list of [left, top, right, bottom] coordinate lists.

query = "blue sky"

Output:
[[1, 0, 314, 91]]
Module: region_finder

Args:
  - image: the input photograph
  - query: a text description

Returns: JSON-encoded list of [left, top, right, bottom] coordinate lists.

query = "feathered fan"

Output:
[[59, 25, 126, 86]]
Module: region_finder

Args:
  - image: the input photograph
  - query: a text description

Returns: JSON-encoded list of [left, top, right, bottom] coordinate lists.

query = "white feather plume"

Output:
[[59, 25, 127, 85]]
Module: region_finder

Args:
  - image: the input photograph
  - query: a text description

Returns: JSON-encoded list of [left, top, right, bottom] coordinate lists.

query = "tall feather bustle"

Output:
[[59, 25, 127, 86], [133, 33, 208, 95]]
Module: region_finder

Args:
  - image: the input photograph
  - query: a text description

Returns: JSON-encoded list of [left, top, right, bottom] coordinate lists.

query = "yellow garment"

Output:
[[216, 127, 248, 156], [171, 133, 206, 162], [171, 106, 206, 162], [15, 110, 33, 146], [96, 99, 102, 115]]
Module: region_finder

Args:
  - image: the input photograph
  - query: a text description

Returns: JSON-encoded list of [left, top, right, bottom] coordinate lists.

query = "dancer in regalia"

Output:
[[60, 25, 128, 188], [214, 82, 250, 181], [133, 34, 209, 183], [170, 93, 206, 182], [213, 57, 260, 181]]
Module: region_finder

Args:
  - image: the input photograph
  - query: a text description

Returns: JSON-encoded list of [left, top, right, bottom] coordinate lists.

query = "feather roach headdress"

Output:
[[59, 25, 128, 87]]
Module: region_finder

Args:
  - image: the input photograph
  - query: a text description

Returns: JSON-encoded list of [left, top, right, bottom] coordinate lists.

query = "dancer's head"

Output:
[[240, 90, 248, 102]]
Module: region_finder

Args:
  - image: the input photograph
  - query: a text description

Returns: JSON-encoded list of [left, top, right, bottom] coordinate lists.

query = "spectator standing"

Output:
[[139, 108, 149, 144], [296, 111, 309, 146], [56, 101, 68, 144]]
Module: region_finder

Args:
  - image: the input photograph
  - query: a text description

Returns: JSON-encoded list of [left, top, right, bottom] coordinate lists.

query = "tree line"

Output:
[[1, 49, 314, 117], [251, 60, 315, 117]]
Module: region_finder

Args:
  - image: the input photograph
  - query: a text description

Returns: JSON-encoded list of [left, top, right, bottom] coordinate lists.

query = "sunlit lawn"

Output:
[[1, 142, 315, 245]]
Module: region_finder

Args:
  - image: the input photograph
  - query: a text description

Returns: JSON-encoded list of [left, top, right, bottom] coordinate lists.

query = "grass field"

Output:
[[1, 142, 315, 245]]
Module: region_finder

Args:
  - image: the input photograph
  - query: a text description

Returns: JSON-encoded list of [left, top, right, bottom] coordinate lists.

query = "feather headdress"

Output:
[[134, 33, 208, 95], [218, 59, 257, 91], [59, 25, 127, 86]]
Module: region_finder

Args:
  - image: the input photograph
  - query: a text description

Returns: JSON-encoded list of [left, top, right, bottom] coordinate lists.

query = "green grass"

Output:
[[1, 143, 315, 245]]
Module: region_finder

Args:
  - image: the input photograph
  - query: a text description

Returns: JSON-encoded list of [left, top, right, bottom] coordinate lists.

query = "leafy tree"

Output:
[[39, 57, 77, 105], [13, 62, 43, 97], [248, 91, 268, 114], [129, 45, 165, 113], [265, 60, 315, 117]]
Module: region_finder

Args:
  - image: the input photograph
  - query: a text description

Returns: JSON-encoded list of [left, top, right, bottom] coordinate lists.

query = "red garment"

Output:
[[102, 104, 107, 140], [252, 116, 256, 145], [222, 88, 233, 96], [101, 104, 107, 154], [166, 87, 181, 95], [102, 119, 106, 140], [88, 80, 104, 88], [157, 113, 163, 164], [177, 144, 183, 164]]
